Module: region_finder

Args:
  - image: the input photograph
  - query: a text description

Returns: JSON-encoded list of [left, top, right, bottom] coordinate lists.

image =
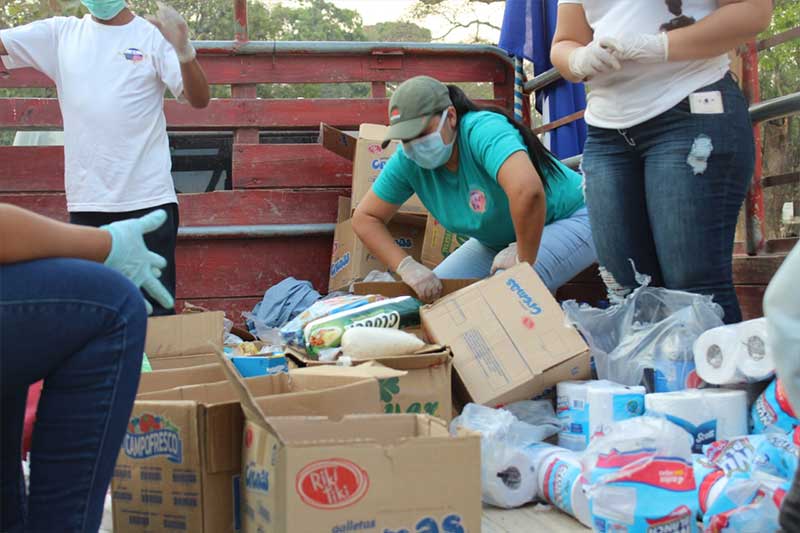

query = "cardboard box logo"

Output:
[[123, 413, 183, 464], [506, 277, 544, 316], [330, 251, 351, 278], [244, 461, 270, 493], [295, 459, 370, 510]]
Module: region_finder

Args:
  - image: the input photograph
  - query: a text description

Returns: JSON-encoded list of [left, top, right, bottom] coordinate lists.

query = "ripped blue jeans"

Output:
[[582, 73, 754, 323]]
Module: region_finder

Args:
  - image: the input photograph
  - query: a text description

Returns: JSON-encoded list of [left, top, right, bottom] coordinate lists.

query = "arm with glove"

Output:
[[353, 191, 442, 303], [146, 2, 209, 109], [491, 152, 546, 275], [0, 204, 174, 314]]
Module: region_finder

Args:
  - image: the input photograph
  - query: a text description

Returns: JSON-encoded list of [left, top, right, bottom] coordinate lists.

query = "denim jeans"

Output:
[[581, 73, 754, 323], [433, 206, 597, 293], [70, 202, 179, 317], [1, 258, 147, 532]]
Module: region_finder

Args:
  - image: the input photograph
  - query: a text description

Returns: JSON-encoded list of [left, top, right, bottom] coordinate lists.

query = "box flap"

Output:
[[145, 312, 224, 359], [352, 279, 477, 298], [356, 350, 451, 371], [137, 363, 226, 395], [137, 380, 235, 403], [421, 264, 589, 405], [265, 414, 449, 445], [358, 123, 390, 141], [337, 196, 352, 224], [319, 123, 357, 162], [291, 364, 407, 381]]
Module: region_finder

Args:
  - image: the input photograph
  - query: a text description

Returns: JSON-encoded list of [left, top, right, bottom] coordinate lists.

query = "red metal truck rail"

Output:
[[0, 21, 521, 319]]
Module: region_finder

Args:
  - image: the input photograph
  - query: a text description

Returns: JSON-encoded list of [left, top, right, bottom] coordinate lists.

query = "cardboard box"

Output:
[[320, 123, 427, 215], [352, 279, 478, 299], [144, 312, 225, 370], [112, 314, 382, 533], [421, 216, 469, 269], [329, 210, 426, 293], [238, 412, 481, 533], [421, 264, 591, 407], [291, 346, 454, 420]]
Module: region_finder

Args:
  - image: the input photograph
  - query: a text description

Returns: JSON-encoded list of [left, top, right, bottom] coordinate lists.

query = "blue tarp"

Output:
[[499, 0, 587, 160]]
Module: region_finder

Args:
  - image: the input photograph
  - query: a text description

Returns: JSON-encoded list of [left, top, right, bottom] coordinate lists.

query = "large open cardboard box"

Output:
[[320, 123, 427, 215], [421, 264, 591, 407]]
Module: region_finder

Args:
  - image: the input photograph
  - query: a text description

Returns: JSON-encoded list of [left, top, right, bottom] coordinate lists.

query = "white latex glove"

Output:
[[491, 243, 520, 275], [145, 2, 196, 63], [568, 37, 623, 81], [613, 33, 669, 64], [395, 256, 442, 303]]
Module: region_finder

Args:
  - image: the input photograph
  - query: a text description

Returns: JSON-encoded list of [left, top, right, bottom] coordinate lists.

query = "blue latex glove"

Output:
[[102, 210, 175, 314]]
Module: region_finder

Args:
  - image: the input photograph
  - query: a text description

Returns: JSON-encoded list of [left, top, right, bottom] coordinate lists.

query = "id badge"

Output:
[[689, 91, 724, 114]]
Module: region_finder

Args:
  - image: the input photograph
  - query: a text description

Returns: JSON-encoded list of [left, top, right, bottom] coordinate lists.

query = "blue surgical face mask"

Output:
[[403, 109, 456, 170], [82, 0, 127, 21]]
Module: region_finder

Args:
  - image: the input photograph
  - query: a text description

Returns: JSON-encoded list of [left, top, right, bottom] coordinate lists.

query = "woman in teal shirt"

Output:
[[352, 75, 596, 302]]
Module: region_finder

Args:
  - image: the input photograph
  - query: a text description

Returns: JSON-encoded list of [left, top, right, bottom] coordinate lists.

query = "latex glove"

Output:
[[613, 33, 669, 64], [145, 2, 196, 63], [395, 256, 442, 303], [568, 37, 623, 81], [491, 243, 519, 275], [102, 210, 175, 315]]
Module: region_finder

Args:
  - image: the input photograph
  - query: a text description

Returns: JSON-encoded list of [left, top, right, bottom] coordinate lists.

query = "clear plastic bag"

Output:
[[563, 271, 724, 388], [502, 400, 560, 438]]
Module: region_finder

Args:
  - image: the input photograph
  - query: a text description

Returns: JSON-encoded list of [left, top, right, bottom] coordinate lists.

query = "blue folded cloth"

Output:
[[248, 278, 321, 334]]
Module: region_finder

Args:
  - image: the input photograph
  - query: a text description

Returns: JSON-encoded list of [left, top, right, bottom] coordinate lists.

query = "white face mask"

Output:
[[402, 109, 456, 169]]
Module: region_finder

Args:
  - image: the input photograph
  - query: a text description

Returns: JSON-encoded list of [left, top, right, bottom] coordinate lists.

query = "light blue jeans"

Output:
[[433, 207, 597, 293]]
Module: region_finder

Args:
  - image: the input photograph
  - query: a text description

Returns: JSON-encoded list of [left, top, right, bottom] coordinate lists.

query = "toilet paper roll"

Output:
[[586, 384, 646, 441], [646, 389, 748, 453], [537, 452, 592, 527], [694, 326, 742, 385], [557, 381, 590, 439], [736, 318, 773, 381], [482, 442, 562, 508]]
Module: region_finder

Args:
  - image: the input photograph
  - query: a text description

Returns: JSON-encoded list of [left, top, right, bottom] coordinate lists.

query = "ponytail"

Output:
[[446, 84, 565, 191]]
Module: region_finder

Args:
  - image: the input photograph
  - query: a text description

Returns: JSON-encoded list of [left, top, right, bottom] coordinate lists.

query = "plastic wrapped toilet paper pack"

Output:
[[557, 380, 645, 451], [645, 388, 748, 453], [752, 378, 800, 434], [582, 417, 699, 533], [694, 318, 773, 385], [536, 450, 592, 527]]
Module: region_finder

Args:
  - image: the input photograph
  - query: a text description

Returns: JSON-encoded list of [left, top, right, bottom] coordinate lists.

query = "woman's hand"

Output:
[[491, 243, 519, 275], [395, 256, 442, 303], [568, 37, 623, 81], [612, 33, 669, 64]]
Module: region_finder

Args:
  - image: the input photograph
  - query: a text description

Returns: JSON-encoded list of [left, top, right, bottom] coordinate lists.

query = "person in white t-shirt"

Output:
[[551, 0, 772, 324], [0, 0, 210, 316]]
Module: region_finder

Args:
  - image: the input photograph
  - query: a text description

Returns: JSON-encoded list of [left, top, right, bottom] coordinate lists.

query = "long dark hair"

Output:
[[446, 84, 565, 191]]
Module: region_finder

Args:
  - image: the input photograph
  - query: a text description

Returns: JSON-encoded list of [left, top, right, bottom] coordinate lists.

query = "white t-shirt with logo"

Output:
[[0, 15, 183, 212], [559, 0, 729, 129]]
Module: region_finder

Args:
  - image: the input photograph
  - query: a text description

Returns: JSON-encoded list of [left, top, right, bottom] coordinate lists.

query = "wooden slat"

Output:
[[0, 54, 507, 89], [732, 253, 786, 285], [0, 189, 348, 226], [232, 144, 352, 188], [762, 171, 800, 188], [175, 237, 332, 299], [0, 146, 64, 192], [0, 97, 508, 129], [532, 110, 585, 135]]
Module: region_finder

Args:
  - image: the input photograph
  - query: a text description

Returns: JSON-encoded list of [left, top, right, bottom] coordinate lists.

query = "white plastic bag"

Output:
[[563, 271, 724, 388]]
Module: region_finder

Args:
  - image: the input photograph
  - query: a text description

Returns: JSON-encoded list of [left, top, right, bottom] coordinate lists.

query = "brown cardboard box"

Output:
[[112, 313, 382, 533], [421, 215, 470, 269], [238, 412, 481, 533], [329, 212, 426, 293], [352, 279, 478, 299], [291, 346, 454, 420], [319, 123, 427, 215], [144, 312, 225, 370], [421, 264, 591, 407]]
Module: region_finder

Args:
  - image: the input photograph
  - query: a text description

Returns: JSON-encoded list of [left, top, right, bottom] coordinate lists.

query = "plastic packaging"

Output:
[[502, 400, 560, 434], [303, 296, 421, 358], [280, 295, 382, 347], [582, 416, 698, 533], [563, 271, 724, 388], [703, 473, 788, 532], [693, 318, 773, 385], [751, 378, 800, 434], [341, 327, 425, 359]]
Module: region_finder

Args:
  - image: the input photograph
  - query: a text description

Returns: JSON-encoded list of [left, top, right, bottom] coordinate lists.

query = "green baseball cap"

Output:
[[382, 76, 452, 148]]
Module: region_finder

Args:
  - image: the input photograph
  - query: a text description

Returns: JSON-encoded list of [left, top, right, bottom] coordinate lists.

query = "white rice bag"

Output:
[[341, 327, 425, 359]]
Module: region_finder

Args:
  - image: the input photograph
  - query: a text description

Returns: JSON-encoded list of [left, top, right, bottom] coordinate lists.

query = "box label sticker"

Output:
[[296, 459, 370, 509], [123, 413, 183, 464]]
